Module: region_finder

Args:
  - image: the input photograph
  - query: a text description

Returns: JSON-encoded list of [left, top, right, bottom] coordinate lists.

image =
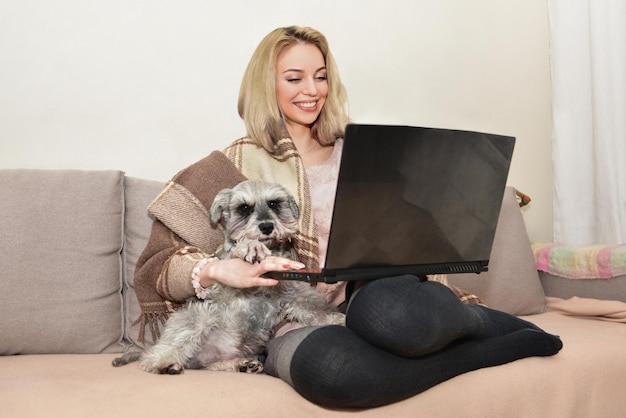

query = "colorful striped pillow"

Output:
[[533, 243, 626, 279]]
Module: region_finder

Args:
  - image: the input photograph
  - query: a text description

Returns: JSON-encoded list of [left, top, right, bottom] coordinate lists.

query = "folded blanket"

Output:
[[532, 243, 626, 279], [546, 296, 626, 323]]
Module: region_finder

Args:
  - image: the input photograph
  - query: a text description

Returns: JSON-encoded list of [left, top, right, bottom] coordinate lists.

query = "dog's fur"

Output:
[[113, 180, 344, 374]]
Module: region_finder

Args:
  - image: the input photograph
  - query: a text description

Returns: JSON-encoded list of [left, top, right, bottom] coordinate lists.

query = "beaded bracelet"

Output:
[[191, 257, 219, 299]]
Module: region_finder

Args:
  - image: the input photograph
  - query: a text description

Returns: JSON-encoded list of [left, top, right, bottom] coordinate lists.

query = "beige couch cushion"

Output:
[[122, 176, 165, 348], [447, 187, 547, 315], [0, 169, 125, 354], [2, 310, 626, 417]]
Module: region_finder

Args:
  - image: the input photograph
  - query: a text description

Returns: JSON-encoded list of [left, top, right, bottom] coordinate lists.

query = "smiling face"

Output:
[[275, 42, 328, 136]]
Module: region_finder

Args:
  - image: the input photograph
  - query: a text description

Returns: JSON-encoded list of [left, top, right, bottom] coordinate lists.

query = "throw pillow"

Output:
[[0, 169, 125, 354], [447, 187, 547, 315]]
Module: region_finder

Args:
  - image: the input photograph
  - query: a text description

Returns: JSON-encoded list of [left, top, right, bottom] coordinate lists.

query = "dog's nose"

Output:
[[259, 222, 274, 235]]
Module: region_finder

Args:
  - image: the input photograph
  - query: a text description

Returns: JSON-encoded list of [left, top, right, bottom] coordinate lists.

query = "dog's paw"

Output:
[[324, 312, 346, 326], [238, 359, 264, 374], [232, 239, 272, 263], [158, 363, 184, 375], [139, 358, 184, 375]]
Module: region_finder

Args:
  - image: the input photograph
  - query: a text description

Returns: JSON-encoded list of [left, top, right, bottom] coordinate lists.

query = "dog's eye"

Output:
[[237, 204, 253, 216], [268, 200, 283, 213]]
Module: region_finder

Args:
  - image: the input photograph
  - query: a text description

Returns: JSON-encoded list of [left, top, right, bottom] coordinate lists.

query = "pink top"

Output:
[[305, 139, 346, 307]]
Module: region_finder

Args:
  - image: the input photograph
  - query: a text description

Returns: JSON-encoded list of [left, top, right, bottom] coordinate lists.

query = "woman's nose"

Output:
[[302, 77, 318, 95]]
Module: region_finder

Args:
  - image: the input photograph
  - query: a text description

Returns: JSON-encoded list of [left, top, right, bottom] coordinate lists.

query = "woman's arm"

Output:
[[135, 216, 306, 304], [134, 219, 205, 303]]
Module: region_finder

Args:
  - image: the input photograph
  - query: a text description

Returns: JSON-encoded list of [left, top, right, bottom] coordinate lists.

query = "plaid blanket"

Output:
[[532, 242, 626, 279]]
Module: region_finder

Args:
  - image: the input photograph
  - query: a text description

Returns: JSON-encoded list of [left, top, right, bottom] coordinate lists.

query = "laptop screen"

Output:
[[324, 124, 515, 275]]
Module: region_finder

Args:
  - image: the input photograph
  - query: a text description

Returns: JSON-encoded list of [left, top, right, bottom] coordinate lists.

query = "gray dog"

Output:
[[113, 179, 344, 374]]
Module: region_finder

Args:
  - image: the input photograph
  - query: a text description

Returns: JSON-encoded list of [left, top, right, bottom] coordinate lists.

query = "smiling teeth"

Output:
[[297, 102, 316, 108]]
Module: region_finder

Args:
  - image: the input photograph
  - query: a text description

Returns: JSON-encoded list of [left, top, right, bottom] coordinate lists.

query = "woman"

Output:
[[134, 26, 562, 408]]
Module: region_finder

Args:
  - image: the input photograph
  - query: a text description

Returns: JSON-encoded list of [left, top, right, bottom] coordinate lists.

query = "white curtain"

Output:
[[548, 0, 626, 245]]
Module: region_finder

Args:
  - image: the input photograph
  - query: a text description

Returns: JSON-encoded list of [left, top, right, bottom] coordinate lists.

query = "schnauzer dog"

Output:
[[113, 179, 344, 374]]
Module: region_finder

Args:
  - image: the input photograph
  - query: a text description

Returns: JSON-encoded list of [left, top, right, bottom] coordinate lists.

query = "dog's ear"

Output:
[[287, 194, 299, 220], [209, 188, 232, 226]]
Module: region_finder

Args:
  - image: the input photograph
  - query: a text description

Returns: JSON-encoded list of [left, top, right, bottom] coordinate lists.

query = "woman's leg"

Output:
[[264, 275, 562, 408], [265, 325, 561, 408], [346, 276, 545, 357]]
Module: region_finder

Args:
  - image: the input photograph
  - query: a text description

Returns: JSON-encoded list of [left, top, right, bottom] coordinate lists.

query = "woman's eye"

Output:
[[316, 76, 327, 81], [287, 78, 301, 83]]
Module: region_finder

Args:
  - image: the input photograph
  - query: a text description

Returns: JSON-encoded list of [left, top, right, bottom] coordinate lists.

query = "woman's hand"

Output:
[[198, 256, 305, 289]]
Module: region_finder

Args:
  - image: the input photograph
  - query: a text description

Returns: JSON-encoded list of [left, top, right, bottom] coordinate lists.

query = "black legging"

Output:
[[264, 275, 562, 409]]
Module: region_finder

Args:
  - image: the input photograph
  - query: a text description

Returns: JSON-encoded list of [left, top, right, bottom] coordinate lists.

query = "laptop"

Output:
[[266, 123, 515, 283]]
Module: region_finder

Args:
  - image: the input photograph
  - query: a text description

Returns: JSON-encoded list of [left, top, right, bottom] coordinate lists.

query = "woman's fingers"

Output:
[[260, 256, 305, 272]]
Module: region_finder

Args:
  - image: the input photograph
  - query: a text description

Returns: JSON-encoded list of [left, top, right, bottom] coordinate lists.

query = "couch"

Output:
[[2, 168, 626, 418]]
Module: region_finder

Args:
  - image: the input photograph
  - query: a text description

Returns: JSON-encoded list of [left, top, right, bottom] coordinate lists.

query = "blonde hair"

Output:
[[238, 26, 350, 151]]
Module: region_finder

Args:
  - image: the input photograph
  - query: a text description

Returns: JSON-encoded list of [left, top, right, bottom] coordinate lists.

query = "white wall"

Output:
[[0, 0, 553, 242]]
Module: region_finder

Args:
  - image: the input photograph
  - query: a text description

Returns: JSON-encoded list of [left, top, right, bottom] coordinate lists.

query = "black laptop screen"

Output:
[[324, 124, 515, 273]]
